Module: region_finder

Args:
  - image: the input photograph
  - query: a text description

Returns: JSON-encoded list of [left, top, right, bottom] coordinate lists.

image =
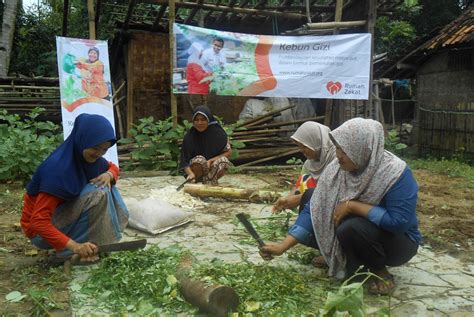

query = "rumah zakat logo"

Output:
[[326, 81, 342, 95]]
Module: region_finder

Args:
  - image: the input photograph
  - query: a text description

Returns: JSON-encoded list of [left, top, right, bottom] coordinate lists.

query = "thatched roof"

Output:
[[377, 5, 474, 79]]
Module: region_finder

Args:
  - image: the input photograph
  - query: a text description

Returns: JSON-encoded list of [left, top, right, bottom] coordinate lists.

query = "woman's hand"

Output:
[[186, 172, 196, 183], [90, 171, 114, 189], [273, 197, 290, 213], [66, 239, 98, 261], [259, 243, 286, 258], [272, 195, 300, 213], [333, 200, 351, 226]]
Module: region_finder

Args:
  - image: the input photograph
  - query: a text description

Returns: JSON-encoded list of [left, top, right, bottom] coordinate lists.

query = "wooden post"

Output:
[[62, 0, 70, 36], [367, 0, 377, 118], [87, 0, 96, 40], [169, 0, 178, 127]]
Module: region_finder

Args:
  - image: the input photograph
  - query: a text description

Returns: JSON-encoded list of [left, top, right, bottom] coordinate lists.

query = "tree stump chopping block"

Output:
[[177, 255, 239, 317]]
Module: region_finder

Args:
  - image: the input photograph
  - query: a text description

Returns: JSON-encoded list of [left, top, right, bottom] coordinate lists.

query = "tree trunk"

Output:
[[183, 184, 281, 203], [0, 0, 19, 77]]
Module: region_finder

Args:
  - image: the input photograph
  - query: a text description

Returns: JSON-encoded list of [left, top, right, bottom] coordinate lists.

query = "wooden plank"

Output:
[[185, 0, 203, 24], [169, 0, 178, 127], [152, 4, 167, 31], [216, 0, 237, 24]]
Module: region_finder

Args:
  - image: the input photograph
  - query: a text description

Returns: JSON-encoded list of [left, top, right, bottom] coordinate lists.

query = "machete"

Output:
[[96, 239, 147, 253], [69, 239, 147, 265], [236, 213, 265, 248], [176, 179, 191, 191]]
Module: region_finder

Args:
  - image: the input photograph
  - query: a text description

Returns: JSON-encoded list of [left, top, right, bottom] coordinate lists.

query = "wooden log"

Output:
[[183, 184, 281, 203], [177, 255, 239, 317]]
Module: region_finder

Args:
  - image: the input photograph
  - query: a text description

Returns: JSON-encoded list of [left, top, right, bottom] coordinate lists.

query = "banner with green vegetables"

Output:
[[173, 23, 371, 100]]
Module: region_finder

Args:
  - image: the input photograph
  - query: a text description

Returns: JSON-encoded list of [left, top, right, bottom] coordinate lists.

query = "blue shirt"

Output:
[[367, 167, 422, 244]]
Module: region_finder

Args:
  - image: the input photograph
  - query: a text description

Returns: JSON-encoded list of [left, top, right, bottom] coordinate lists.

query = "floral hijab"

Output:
[[310, 118, 406, 277], [290, 121, 336, 180]]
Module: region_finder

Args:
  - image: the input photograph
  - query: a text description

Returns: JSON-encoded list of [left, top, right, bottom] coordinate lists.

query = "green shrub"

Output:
[[119, 116, 245, 172], [0, 108, 62, 183], [385, 129, 407, 156]]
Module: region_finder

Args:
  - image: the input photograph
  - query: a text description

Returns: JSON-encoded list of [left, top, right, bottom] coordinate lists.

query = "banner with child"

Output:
[[56, 36, 118, 165], [172, 23, 371, 100]]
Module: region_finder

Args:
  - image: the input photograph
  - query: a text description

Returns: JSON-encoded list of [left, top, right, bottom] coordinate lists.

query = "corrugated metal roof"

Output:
[[425, 6, 474, 50]]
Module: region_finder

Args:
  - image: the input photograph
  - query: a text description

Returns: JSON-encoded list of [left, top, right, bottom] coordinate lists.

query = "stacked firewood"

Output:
[[117, 104, 325, 168], [231, 104, 325, 167]]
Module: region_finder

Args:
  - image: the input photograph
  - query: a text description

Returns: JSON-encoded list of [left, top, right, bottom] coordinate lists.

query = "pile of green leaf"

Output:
[[234, 213, 293, 246], [73, 246, 196, 315], [190, 258, 333, 315]]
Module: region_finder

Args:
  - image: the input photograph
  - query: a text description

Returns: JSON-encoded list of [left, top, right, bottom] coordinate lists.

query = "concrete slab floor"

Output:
[[70, 174, 474, 316]]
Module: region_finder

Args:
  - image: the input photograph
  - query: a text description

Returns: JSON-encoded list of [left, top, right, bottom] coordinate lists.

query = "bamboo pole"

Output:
[[238, 165, 300, 171], [233, 127, 296, 136], [305, 20, 366, 30], [235, 104, 296, 128], [151, 0, 303, 20], [367, 0, 376, 118], [237, 148, 300, 167], [113, 81, 126, 102], [87, 0, 96, 40], [183, 184, 281, 203], [169, 0, 178, 127], [243, 116, 325, 130]]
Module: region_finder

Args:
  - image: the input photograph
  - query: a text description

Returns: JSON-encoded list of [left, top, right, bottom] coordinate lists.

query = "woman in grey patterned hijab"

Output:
[[261, 118, 421, 295], [311, 117, 421, 294]]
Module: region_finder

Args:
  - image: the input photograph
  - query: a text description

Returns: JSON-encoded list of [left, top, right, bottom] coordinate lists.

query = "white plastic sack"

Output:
[[124, 197, 191, 235]]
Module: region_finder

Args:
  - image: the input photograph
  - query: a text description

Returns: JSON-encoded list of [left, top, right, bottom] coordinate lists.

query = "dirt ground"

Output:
[[0, 169, 473, 315]]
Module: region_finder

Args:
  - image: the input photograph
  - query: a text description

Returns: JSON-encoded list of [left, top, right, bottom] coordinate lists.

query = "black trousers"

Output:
[[336, 216, 418, 277]]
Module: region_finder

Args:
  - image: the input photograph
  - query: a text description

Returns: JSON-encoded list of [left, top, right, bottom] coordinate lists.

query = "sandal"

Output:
[[312, 256, 328, 268], [368, 273, 395, 296]]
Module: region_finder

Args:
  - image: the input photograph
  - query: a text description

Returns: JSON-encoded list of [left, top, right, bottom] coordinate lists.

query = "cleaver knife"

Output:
[[236, 213, 265, 248]]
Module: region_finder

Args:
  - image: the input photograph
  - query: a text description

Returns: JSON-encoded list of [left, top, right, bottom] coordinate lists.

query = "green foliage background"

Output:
[[8, 0, 473, 77], [0, 108, 62, 183]]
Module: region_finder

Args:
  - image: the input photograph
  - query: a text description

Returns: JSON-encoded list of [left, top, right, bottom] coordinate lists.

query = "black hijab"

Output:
[[180, 106, 228, 169]]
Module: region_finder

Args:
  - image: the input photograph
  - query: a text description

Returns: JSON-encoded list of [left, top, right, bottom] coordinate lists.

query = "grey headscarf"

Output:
[[290, 121, 336, 180], [310, 118, 406, 278]]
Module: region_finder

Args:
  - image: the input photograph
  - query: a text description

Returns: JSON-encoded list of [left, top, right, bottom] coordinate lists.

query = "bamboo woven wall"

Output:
[[127, 31, 170, 127], [417, 52, 474, 159]]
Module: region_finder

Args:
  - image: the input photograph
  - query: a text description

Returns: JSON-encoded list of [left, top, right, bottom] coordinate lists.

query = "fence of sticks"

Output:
[[117, 104, 325, 170]]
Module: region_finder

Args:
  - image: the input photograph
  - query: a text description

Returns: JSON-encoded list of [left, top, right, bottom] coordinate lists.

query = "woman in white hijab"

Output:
[[273, 121, 336, 213], [262, 118, 421, 295]]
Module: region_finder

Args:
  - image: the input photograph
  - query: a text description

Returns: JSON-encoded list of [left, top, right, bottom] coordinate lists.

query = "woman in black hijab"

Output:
[[180, 106, 232, 185]]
